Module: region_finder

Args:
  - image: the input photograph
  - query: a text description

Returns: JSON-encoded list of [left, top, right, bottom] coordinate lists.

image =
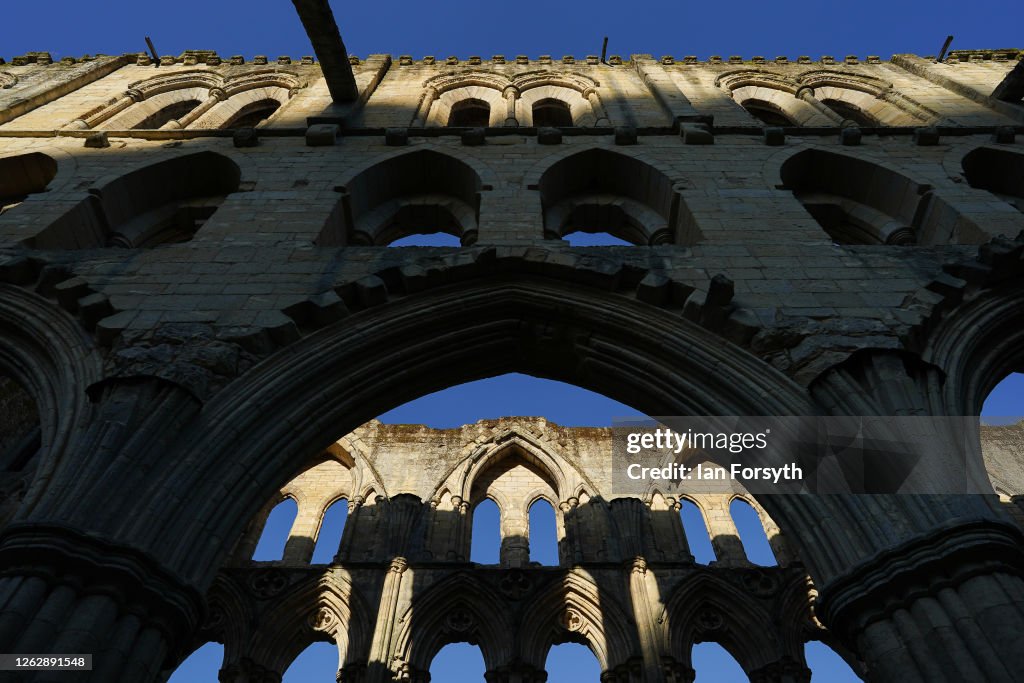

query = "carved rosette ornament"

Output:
[[498, 570, 532, 600], [695, 607, 724, 633], [308, 606, 337, 632], [247, 568, 289, 598], [738, 568, 779, 597], [444, 607, 474, 632], [561, 607, 584, 632]]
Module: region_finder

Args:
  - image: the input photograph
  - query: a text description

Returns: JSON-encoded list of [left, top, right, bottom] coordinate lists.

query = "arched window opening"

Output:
[[781, 148, 978, 245], [821, 99, 878, 127], [692, 642, 749, 682], [387, 232, 463, 247], [533, 99, 574, 127], [529, 499, 558, 565], [167, 642, 224, 683], [546, 642, 601, 681], [470, 498, 501, 564], [252, 497, 298, 561], [32, 151, 242, 250], [729, 498, 777, 566], [431, 643, 486, 682], [319, 149, 482, 248], [282, 642, 340, 682], [804, 641, 863, 682], [539, 149, 682, 246], [563, 230, 634, 246], [448, 99, 491, 127], [679, 500, 716, 565], [0, 152, 57, 216], [223, 98, 282, 128], [742, 101, 796, 126], [962, 147, 1024, 213], [133, 99, 201, 129], [311, 498, 348, 564]]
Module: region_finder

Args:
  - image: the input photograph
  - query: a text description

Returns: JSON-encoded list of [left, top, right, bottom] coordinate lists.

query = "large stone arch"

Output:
[[317, 148, 486, 246], [922, 281, 1024, 418], [108, 271, 814, 585], [0, 285, 102, 519]]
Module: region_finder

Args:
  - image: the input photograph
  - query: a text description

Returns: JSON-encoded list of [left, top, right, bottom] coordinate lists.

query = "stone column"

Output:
[[500, 505, 530, 568], [625, 558, 667, 683], [63, 88, 143, 129], [700, 495, 748, 566], [794, 87, 844, 124], [601, 656, 645, 683], [583, 88, 611, 126], [452, 496, 470, 561], [365, 557, 409, 683], [162, 87, 227, 129], [559, 497, 582, 564], [411, 87, 439, 127], [766, 351, 1024, 682], [0, 378, 205, 683], [282, 497, 319, 563], [502, 86, 519, 127]]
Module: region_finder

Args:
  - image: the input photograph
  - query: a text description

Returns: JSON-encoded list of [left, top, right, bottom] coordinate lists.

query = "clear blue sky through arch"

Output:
[[36, 2, 1019, 681]]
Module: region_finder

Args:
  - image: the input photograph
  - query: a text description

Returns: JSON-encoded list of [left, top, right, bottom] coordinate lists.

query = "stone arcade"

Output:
[[1, 4, 1024, 681]]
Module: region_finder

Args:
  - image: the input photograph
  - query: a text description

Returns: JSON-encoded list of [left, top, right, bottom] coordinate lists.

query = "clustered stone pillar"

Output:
[[366, 557, 409, 683], [0, 377, 206, 683], [625, 558, 667, 683]]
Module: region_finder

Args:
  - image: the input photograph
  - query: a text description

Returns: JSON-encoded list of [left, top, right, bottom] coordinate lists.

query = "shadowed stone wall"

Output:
[[0, 46, 1022, 682]]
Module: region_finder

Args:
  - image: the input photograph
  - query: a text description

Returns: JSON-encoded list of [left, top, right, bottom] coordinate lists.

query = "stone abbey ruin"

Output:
[[0, 1, 1023, 681]]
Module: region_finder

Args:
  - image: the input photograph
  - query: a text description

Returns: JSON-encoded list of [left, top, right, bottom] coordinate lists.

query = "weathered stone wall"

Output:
[[0, 44, 1022, 683]]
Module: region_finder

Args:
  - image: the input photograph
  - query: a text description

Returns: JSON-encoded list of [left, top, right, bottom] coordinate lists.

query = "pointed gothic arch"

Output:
[[537, 148, 685, 245], [779, 147, 985, 245], [318, 148, 485, 246]]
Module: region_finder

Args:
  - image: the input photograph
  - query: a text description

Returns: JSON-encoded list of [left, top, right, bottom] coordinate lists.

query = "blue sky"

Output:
[[3, 0, 1021, 61], [16, 1, 1017, 681]]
